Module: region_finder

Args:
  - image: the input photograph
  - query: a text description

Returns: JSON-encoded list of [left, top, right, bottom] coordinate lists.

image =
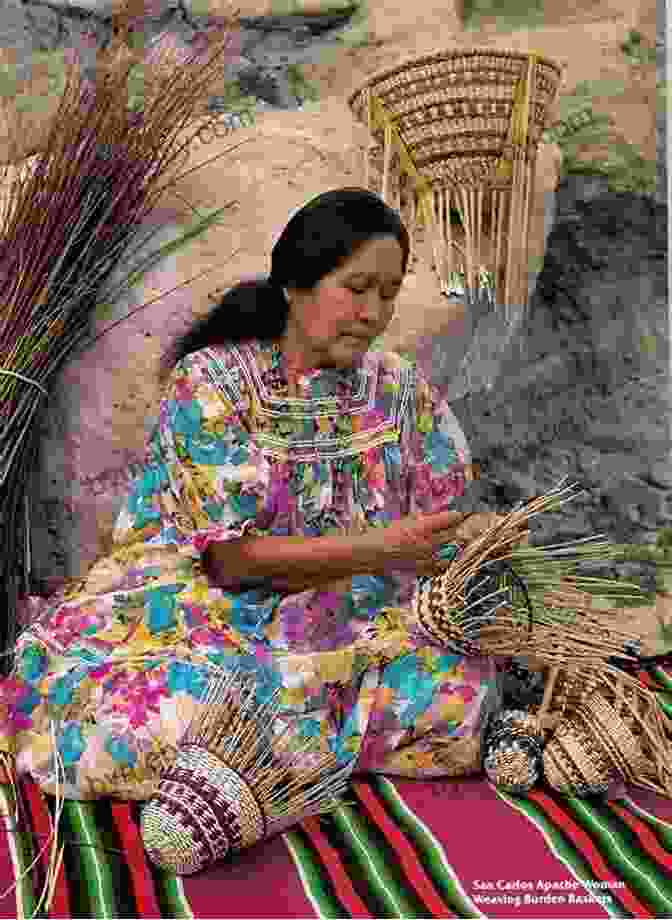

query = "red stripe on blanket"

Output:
[[608, 802, 672, 872], [302, 816, 374, 919], [110, 802, 162, 919], [21, 780, 72, 918], [528, 790, 653, 918], [391, 777, 602, 918], [0, 799, 22, 920], [352, 780, 455, 918], [21, 780, 71, 919]]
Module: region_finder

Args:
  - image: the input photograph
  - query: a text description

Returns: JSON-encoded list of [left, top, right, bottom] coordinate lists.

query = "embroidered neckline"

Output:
[[202, 340, 413, 462], [264, 340, 363, 389], [250, 340, 366, 405]]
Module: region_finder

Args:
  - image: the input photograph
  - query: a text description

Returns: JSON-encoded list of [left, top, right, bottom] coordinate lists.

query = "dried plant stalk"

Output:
[[0, 1, 249, 672], [141, 667, 352, 875]]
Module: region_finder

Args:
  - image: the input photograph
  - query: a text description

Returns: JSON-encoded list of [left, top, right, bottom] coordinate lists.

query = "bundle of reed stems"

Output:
[[413, 476, 672, 666], [0, 2, 253, 673]]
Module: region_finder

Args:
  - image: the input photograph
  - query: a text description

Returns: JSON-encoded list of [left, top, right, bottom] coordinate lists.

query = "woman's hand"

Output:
[[377, 509, 529, 578], [452, 512, 530, 550]]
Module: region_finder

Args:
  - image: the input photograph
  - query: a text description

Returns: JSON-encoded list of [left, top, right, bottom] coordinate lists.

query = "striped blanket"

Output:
[[2, 672, 671, 919]]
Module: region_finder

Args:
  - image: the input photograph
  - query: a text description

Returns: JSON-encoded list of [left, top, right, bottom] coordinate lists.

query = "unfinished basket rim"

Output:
[[347, 45, 567, 109]]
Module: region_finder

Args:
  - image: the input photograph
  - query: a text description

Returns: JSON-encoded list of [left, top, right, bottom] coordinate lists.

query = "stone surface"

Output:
[[441, 175, 670, 547], [656, 0, 667, 204], [0, 0, 360, 162]]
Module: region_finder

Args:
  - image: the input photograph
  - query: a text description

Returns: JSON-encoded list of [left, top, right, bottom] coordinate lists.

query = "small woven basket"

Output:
[[348, 47, 565, 323], [537, 664, 672, 798], [482, 664, 672, 799]]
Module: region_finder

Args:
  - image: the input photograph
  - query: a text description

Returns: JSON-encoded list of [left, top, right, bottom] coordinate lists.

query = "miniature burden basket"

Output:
[[348, 48, 565, 325], [527, 664, 672, 799]]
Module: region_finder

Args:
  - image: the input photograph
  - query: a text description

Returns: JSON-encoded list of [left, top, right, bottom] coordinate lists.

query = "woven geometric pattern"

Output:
[[543, 682, 655, 798], [412, 572, 476, 654], [412, 560, 530, 656], [141, 747, 265, 875], [348, 48, 563, 187], [483, 708, 545, 796], [543, 712, 615, 797]]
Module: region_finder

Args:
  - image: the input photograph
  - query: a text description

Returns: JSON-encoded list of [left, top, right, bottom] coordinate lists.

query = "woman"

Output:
[[23, 185, 672, 871], [3, 186, 520, 798]]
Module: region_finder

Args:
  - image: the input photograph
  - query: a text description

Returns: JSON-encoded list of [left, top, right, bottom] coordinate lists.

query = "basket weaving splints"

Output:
[[412, 476, 654, 663], [141, 667, 353, 875]]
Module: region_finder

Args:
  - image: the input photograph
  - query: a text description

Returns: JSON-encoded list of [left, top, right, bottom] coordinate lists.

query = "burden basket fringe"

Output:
[[348, 47, 565, 327]]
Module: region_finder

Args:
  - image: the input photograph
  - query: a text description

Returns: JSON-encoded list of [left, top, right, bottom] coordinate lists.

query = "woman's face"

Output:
[[283, 235, 405, 370]]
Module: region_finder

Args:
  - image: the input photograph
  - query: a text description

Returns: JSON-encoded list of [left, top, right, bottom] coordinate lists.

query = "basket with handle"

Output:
[[348, 47, 565, 327]]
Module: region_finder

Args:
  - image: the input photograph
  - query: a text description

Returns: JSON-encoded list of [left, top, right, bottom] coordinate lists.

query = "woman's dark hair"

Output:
[[159, 187, 410, 379]]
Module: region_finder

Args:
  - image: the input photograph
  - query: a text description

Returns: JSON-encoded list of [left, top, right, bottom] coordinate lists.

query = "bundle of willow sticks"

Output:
[[0, 1, 250, 673]]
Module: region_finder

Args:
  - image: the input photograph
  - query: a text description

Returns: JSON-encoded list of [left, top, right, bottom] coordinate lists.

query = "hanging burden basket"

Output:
[[348, 47, 565, 327]]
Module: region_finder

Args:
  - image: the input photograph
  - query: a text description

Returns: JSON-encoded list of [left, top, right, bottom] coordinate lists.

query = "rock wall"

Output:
[[442, 175, 670, 549], [0, 0, 361, 163]]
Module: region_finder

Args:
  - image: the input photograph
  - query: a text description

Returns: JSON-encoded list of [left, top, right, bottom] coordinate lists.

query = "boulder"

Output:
[[445, 176, 670, 545]]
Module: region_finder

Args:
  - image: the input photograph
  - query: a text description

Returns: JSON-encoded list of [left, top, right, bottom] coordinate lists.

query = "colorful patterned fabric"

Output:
[[0, 341, 495, 801], [2, 666, 672, 920]]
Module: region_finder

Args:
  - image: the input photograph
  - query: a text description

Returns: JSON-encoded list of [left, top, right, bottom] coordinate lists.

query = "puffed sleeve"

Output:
[[404, 364, 477, 514], [112, 348, 272, 557]]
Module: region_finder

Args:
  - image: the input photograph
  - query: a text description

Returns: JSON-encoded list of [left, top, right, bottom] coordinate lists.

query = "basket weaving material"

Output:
[[543, 717, 617, 797], [483, 708, 546, 795], [141, 748, 267, 875], [348, 47, 565, 323], [412, 556, 536, 657], [539, 664, 672, 798], [412, 563, 645, 665], [140, 668, 353, 874]]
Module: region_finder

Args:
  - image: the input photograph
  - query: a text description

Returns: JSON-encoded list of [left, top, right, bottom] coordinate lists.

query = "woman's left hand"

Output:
[[449, 512, 530, 549], [415, 512, 530, 578]]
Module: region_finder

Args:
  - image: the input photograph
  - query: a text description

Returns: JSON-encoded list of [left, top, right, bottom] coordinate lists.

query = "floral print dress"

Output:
[[0, 341, 500, 801]]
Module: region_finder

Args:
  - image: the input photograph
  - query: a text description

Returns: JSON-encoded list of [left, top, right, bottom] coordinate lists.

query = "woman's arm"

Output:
[[202, 508, 487, 594], [202, 530, 392, 594]]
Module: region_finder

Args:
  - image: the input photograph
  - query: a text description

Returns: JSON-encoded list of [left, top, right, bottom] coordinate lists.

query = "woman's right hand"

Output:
[[377, 509, 525, 577], [374, 510, 474, 576]]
